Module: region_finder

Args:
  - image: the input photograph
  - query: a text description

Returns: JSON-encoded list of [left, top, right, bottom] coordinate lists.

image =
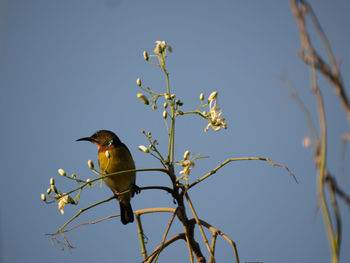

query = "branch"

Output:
[[188, 157, 297, 190], [144, 234, 187, 263]]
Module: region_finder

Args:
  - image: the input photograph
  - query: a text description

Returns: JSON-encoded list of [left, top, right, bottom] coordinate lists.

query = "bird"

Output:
[[77, 130, 136, 225]]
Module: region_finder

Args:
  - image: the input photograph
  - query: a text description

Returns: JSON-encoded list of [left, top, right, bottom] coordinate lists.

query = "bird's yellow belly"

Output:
[[98, 147, 136, 195]]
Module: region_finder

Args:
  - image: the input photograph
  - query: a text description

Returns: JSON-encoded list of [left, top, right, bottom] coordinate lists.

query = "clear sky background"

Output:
[[0, 0, 349, 262]]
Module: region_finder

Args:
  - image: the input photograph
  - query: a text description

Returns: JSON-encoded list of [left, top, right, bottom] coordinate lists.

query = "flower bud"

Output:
[[163, 102, 168, 108], [200, 93, 204, 101], [41, 193, 46, 201], [152, 105, 157, 110], [50, 177, 55, 185], [105, 150, 111, 159], [167, 44, 173, 53], [183, 150, 190, 160], [208, 91, 218, 102], [136, 78, 142, 87], [71, 173, 76, 179], [143, 51, 149, 61], [177, 110, 184, 115], [165, 94, 170, 100], [88, 160, 94, 169], [58, 169, 66, 177], [171, 94, 175, 99], [86, 179, 91, 186], [137, 93, 149, 105], [138, 145, 149, 153], [163, 110, 167, 119], [46, 188, 52, 194]]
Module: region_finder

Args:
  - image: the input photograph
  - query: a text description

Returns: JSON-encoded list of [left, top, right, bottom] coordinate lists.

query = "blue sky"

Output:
[[0, 0, 350, 262]]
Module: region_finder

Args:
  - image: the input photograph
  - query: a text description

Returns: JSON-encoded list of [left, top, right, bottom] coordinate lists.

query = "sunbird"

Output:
[[77, 130, 136, 225]]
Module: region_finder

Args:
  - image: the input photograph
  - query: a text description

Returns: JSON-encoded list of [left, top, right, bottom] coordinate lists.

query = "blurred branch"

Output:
[[290, 1, 350, 262], [291, 0, 350, 124], [284, 74, 319, 142], [326, 173, 350, 210]]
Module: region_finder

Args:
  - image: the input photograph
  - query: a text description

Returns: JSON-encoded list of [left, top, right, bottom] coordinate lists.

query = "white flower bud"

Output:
[[200, 93, 204, 101], [86, 179, 91, 185], [163, 102, 168, 108], [171, 94, 175, 99], [163, 110, 167, 119], [105, 150, 111, 159], [46, 188, 52, 194], [50, 177, 55, 185], [137, 93, 149, 105], [165, 94, 170, 100], [138, 145, 149, 153], [41, 193, 46, 201], [183, 150, 190, 160], [58, 169, 66, 177], [88, 160, 94, 169], [136, 78, 142, 87], [208, 91, 218, 102], [143, 51, 149, 61]]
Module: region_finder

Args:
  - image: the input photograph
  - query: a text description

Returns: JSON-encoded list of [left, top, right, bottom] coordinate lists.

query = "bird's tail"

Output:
[[119, 201, 134, 225]]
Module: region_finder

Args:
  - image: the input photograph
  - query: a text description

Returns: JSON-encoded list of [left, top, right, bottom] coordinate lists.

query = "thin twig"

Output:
[[188, 157, 297, 190], [152, 209, 177, 263]]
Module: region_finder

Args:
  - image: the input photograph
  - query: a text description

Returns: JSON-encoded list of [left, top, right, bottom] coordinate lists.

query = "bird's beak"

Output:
[[76, 137, 98, 143]]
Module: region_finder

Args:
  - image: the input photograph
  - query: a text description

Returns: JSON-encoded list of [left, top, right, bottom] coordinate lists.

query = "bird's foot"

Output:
[[132, 184, 141, 196]]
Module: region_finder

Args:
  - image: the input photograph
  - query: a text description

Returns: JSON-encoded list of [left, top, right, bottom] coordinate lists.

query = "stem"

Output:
[[185, 193, 215, 262], [209, 232, 218, 263], [136, 214, 148, 260]]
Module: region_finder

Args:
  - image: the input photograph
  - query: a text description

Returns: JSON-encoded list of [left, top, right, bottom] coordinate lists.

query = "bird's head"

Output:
[[76, 130, 122, 150]]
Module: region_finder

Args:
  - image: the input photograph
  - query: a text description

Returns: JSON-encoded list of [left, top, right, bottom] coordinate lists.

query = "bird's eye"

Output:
[[108, 139, 114, 146]]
